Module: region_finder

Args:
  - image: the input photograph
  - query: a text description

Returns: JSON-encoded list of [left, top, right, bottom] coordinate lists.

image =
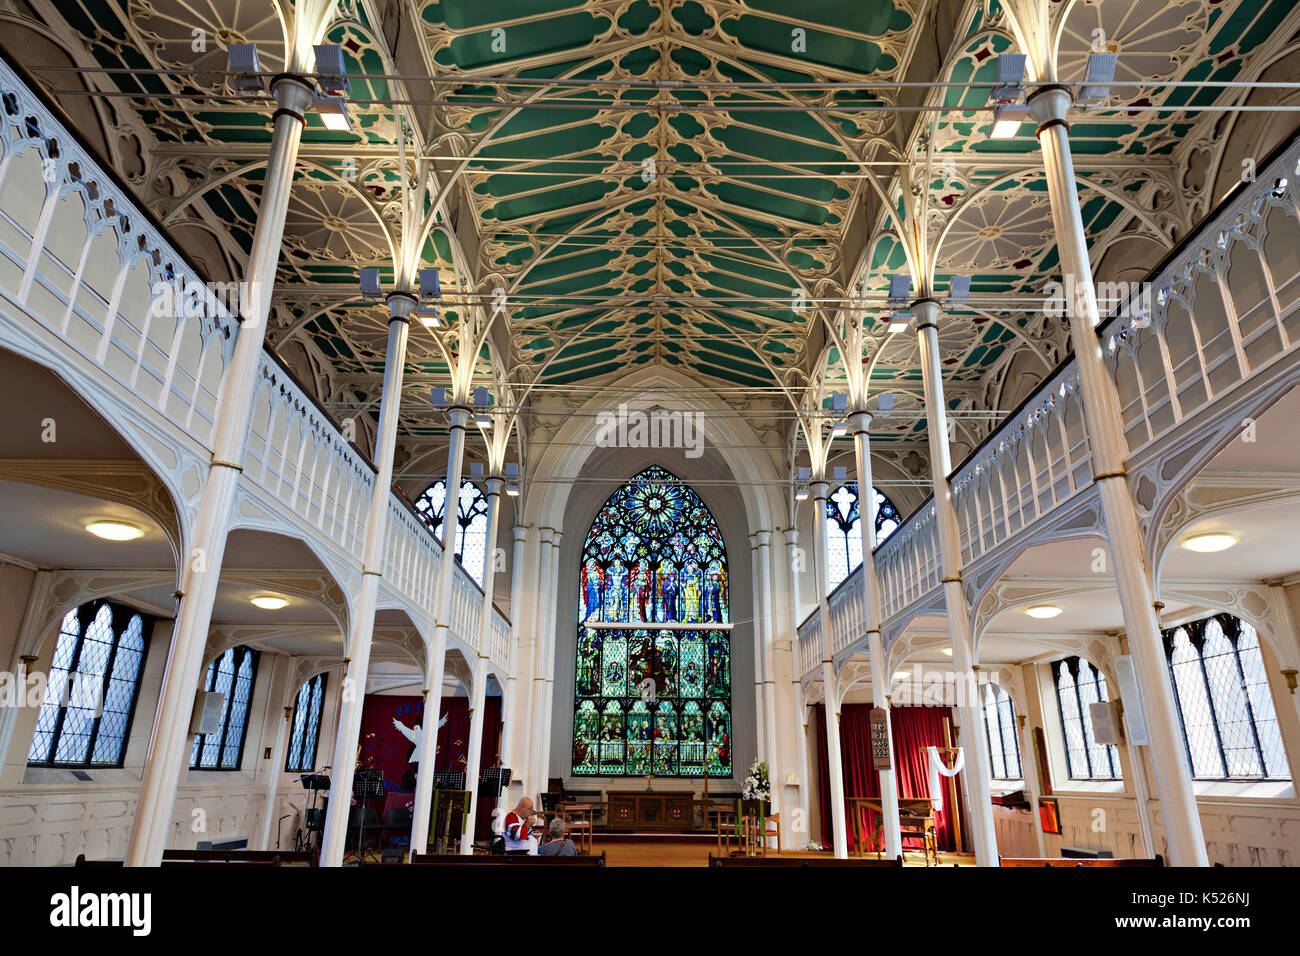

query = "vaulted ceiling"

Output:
[[10, 0, 1300, 497]]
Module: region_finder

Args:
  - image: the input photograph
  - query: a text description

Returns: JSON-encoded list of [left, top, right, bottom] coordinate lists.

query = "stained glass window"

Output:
[[415, 478, 490, 585], [27, 599, 151, 768], [1164, 614, 1289, 781], [981, 682, 1022, 780], [1052, 657, 1121, 780], [190, 646, 259, 771], [285, 673, 328, 773], [573, 465, 732, 777], [826, 483, 901, 592]]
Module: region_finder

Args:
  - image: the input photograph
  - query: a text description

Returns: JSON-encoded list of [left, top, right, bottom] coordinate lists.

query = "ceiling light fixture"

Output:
[[86, 520, 144, 541], [1024, 604, 1063, 619], [250, 595, 289, 610], [941, 647, 952, 656], [1180, 532, 1238, 553]]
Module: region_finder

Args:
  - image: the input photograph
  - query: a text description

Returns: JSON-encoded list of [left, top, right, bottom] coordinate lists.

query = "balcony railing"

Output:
[[0, 55, 510, 677], [799, 131, 1300, 679]]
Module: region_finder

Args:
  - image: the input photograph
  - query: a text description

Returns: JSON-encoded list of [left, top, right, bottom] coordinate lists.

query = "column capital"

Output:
[[810, 479, 830, 500], [484, 476, 505, 496], [512, 524, 529, 543], [539, 526, 556, 544], [783, 528, 799, 546], [909, 297, 940, 328], [1026, 84, 1072, 127], [754, 529, 772, 547]]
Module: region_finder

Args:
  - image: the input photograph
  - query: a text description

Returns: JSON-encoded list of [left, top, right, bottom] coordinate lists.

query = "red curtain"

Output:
[[815, 703, 964, 853]]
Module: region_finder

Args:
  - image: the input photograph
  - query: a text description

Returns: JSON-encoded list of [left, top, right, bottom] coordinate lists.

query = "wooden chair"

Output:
[[757, 811, 781, 855], [1000, 855, 1164, 867], [714, 803, 737, 855]]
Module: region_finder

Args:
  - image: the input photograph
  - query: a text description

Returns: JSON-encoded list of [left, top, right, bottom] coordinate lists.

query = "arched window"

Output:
[[826, 482, 901, 592], [1163, 614, 1289, 781], [1051, 656, 1121, 780], [415, 478, 490, 586], [28, 599, 151, 768], [573, 465, 731, 777], [285, 673, 328, 773], [982, 682, 1022, 780], [190, 646, 259, 770]]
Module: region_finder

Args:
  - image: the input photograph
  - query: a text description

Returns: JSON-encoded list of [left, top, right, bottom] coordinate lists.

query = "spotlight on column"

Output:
[[359, 267, 382, 299], [832, 465, 847, 483], [877, 392, 894, 413], [505, 462, 521, 496], [1076, 53, 1118, 106], [469, 462, 484, 479], [227, 44, 264, 93], [795, 466, 811, 501], [888, 275, 911, 302], [887, 312, 910, 334], [990, 104, 1030, 139], [415, 268, 442, 327], [430, 386, 447, 408], [830, 392, 848, 435], [989, 53, 1026, 104], [473, 386, 493, 427], [312, 44, 352, 131], [948, 275, 971, 302]]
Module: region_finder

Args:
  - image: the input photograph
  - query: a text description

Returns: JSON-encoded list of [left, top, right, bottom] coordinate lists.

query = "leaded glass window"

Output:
[[27, 599, 151, 768], [573, 465, 732, 777], [982, 682, 1022, 780], [1052, 657, 1121, 780], [826, 483, 901, 592], [190, 646, 259, 770], [415, 478, 490, 586], [1163, 614, 1289, 781], [285, 673, 327, 773]]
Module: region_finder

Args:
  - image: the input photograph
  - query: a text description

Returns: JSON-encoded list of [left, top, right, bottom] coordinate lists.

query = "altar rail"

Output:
[[799, 132, 1300, 679], [0, 56, 509, 677]]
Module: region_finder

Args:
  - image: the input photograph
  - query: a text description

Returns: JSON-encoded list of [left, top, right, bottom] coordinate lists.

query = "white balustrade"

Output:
[[0, 59, 507, 668]]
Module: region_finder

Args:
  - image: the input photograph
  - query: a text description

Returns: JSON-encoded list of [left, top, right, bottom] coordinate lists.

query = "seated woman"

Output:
[[537, 817, 578, 857]]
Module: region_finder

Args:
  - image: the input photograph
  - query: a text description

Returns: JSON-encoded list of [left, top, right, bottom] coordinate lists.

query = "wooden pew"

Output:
[[162, 849, 319, 866], [409, 851, 606, 866], [999, 855, 1164, 867], [74, 849, 320, 867], [709, 854, 903, 868]]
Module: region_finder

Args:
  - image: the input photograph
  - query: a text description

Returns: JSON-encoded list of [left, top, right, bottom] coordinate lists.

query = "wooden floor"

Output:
[[591, 838, 974, 867]]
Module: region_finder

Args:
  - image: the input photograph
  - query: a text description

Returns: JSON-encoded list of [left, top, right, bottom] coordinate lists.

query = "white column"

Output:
[[755, 530, 781, 831], [408, 405, 471, 855], [811, 480, 849, 857], [537, 530, 563, 788], [461, 477, 504, 852], [257, 661, 294, 851], [498, 523, 529, 813], [784, 530, 812, 844], [0, 570, 53, 771], [849, 412, 902, 860], [125, 75, 316, 867], [1014, 713, 1047, 857], [527, 527, 556, 795], [913, 297, 999, 866], [1028, 86, 1206, 866], [748, 533, 768, 763], [317, 294, 417, 865]]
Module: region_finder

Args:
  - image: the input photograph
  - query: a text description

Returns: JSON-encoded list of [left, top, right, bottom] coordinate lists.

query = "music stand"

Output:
[[297, 771, 330, 852], [348, 769, 385, 866]]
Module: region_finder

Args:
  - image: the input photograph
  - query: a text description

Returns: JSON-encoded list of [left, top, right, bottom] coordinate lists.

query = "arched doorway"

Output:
[[571, 465, 732, 778]]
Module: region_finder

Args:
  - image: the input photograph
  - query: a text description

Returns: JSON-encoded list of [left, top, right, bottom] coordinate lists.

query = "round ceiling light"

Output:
[[1024, 605, 1063, 619], [250, 595, 289, 610], [1180, 532, 1238, 553], [86, 520, 144, 541]]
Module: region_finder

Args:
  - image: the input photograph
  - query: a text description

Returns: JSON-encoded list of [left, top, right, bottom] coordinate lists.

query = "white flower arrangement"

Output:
[[741, 759, 770, 801]]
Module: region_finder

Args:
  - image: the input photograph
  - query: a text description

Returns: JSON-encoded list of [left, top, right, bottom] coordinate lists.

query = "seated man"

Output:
[[538, 817, 578, 857], [502, 797, 543, 855]]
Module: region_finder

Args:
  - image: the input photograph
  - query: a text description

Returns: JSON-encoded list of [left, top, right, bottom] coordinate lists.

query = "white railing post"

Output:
[[461, 477, 504, 853], [409, 405, 470, 856], [1029, 85, 1207, 866], [849, 410, 902, 860], [913, 297, 999, 867], [811, 479, 849, 857], [319, 292, 416, 866], [124, 74, 316, 867]]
